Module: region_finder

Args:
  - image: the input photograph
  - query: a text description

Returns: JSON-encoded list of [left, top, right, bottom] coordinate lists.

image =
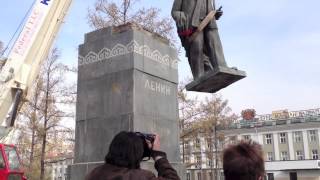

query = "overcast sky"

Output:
[[1, 0, 320, 116]]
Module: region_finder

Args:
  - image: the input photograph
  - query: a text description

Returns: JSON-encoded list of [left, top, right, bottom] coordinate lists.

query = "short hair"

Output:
[[105, 131, 144, 169], [223, 140, 265, 180]]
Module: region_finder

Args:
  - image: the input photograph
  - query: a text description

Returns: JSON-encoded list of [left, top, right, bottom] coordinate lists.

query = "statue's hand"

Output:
[[215, 9, 223, 20], [177, 13, 188, 31]]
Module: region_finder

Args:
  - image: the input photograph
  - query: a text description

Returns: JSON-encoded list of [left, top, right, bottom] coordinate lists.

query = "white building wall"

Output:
[[251, 132, 259, 142], [257, 133, 264, 145], [302, 130, 310, 159], [200, 137, 206, 168], [318, 129, 320, 147], [287, 131, 295, 160], [273, 133, 280, 160], [184, 117, 320, 180]]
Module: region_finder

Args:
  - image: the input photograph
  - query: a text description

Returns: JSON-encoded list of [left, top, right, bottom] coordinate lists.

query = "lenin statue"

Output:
[[171, 0, 246, 92]]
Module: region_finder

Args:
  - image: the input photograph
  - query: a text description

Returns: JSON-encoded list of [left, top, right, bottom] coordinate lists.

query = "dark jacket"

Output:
[[85, 158, 180, 180]]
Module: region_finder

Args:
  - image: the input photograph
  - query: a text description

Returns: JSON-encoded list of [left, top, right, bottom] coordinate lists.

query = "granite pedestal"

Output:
[[69, 24, 185, 179]]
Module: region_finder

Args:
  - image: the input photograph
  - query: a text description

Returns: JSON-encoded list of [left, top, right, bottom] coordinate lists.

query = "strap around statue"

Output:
[[188, 10, 216, 42]]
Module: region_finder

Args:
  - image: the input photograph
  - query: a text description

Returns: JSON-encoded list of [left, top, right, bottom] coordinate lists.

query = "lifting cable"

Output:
[[0, 0, 36, 57]]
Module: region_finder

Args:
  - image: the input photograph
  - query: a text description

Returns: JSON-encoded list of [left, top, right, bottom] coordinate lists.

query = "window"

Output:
[[207, 142, 212, 150], [8, 175, 23, 180], [206, 138, 212, 145], [296, 151, 304, 160], [0, 150, 5, 169], [267, 173, 274, 180], [290, 172, 297, 180], [4, 146, 21, 170], [312, 149, 319, 160], [196, 156, 201, 163], [207, 159, 212, 166], [267, 152, 274, 161], [184, 155, 190, 163], [265, 134, 272, 144], [293, 131, 302, 143], [184, 143, 189, 151], [208, 172, 213, 180], [229, 136, 236, 144], [186, 173, 191, 180], [220, 171, 225, 180], [279, 133, 287, 144], [280, 151, 289, 160], [195, 138, 201, 148], [309, 130, 317, 142], [243, 135, 251, 140], [197, 172, 201, 180], [196, 156, 201, 164]]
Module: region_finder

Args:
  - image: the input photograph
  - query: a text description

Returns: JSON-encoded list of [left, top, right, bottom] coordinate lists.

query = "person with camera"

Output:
[[85, 131, 180, 180]]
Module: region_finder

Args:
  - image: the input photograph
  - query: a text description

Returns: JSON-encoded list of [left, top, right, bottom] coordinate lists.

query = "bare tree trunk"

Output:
[[182, 138, 185, 163], [39, 121, 47, 180], [29, 91, 39, 166], [214, 125, 218, 180], [122, 0, 130, 23], [40, 71, 50, 180], [210, 133, 214, 180], [29, 126, 35, 165]]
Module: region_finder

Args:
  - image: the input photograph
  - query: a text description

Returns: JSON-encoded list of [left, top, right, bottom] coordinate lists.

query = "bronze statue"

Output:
[[172, 0, 227, 79]]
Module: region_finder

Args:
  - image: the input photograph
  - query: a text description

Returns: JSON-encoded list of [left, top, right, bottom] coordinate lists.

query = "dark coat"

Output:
[[85, 158, 180, 180], [171, 0, 217, 29]]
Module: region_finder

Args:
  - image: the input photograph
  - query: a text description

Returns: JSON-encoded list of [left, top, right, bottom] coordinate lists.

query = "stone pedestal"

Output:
[[69, 24, 185, 179]]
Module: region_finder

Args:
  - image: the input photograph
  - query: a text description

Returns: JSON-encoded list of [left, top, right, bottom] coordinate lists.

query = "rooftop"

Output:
[[221, 108, 320, 131]]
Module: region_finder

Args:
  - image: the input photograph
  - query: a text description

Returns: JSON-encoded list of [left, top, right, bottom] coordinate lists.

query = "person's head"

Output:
[[223, 140, 265, 180], [105, 131, 144, 169]]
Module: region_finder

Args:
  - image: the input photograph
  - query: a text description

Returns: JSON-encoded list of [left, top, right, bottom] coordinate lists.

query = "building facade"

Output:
[[181, 108, 320, 180], [50, 156, 73, 180], [222, 108, 320, 180], [180, 128, 225, 180]]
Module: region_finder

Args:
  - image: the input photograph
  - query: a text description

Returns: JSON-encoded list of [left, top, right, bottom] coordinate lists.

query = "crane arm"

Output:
[[0, 0, 72, 128]]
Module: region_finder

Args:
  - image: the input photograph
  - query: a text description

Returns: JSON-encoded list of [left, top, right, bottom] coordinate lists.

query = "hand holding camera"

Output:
[[135, 132, 163, 161], [152, 134, 161, 151]]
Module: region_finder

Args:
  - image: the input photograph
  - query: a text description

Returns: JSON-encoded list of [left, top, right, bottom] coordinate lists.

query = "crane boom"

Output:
[[0, 0, 72, 130]]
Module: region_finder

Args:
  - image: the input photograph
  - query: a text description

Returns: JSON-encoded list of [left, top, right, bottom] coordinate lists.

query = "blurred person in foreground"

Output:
[[86, 131, 180, 180], [223, 140, 265, 180]]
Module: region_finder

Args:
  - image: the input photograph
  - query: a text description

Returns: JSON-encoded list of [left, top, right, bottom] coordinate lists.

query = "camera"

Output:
[[135, 132, 156, 160]]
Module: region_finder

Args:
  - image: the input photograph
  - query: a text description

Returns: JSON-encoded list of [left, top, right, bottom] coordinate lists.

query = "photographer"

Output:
[[86, 131, 180, 180]]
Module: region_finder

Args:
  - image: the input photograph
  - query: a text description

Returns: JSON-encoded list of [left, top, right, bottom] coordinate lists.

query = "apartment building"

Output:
[[222, 108, 320, 180], [50, 155, 73, 180], [181, 108, 320, 180]]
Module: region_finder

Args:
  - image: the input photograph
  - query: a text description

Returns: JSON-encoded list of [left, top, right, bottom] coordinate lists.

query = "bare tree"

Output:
[[87, 0, 176, 43], [0, 40, 5, 69], [16, 78, 43, 178], [15, 47, 76, 180], [178, 81, 200, 167], [38, 48, 76, 180], [198, 95, 237, 180], [178, 92, 237, 180], [0, 41, 3, 54]]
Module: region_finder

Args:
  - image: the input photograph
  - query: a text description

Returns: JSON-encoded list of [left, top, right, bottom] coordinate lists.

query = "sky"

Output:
[[1, 0, 320, 116]]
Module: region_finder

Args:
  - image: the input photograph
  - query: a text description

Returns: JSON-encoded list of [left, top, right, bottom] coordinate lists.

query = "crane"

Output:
[[0, 0, 72, 179]]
